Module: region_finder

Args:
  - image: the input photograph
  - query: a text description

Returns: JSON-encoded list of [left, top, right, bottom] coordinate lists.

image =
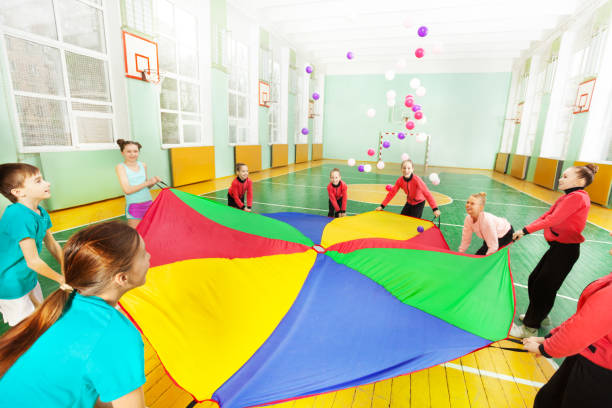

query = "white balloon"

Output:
[[386, 98, 396, 107], [396, 58, 407, 69], [401, 153, 410, 161], [364, 164, 372, 172], [376, 161, 385, 170], [366, 108, 376, 117], [385, 70, 396, 80], [432, 179, 440, 185], [347, 158, 356, 166], [416, 133, 428, 142], [386, 90, 396, 99], [410, 78, 421, 89], [429, 173, 439, 183], [415, 86, 426, 97]]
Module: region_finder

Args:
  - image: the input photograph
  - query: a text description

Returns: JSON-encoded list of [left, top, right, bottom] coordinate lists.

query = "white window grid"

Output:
[[544, 55, 558, 93], [517, 71, 529, 102], [154, 0, 203, 147], [1, 0, 116, 152], [580, 26, 608, 78], [294, 72, 307, 144], [269, 60, 282, 144], [227, 36, 249, 144], [524, 69, 546, 154]]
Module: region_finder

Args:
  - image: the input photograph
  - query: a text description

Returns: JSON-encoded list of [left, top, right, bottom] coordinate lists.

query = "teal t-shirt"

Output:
[[0, 294, 145, 407], [0, 202, 52, 299]]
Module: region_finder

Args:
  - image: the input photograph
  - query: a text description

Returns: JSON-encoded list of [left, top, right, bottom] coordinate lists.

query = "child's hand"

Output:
[[244, 208, 252, 212], [339, 212, 346, 217], [513, 230, 524, 241], [433, 210, 441, 218], [522, 336, 545, 345], [522, 341, 542, 355], [375, 206, 383, 211]]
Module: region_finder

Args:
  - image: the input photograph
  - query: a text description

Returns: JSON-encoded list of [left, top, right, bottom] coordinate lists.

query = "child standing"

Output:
[[327, 168, 347, 218], [115, 139, 160, 228], [510, 164, 598, 338], [376, 159, 441, 219], [0, 163, 67, 327], [458, 192, 514, 255], [228, 163, 253, 212]]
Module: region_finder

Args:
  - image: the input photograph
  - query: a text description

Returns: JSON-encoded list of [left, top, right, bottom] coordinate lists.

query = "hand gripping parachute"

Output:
[[119, 189, 515, 408]]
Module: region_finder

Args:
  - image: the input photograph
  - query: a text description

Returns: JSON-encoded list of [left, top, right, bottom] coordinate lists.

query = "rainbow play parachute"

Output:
[[119, 189, 514, 408]]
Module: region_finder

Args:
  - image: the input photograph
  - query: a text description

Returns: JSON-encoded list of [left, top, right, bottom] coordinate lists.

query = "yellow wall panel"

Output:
[[296, 144, 308, 163], [510, 155, 529, 179], [494, 153, 509, 173], [271, 144, 288, 168], [170, 146, 215, 187], [533, 157, 561, 190], [574, 161, 612, 206], [235, 145, 262, 172], [312, 143, 323, 160]]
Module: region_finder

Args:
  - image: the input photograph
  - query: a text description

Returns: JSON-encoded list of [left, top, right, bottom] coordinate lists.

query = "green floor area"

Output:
[[2, 163, 611, 344]]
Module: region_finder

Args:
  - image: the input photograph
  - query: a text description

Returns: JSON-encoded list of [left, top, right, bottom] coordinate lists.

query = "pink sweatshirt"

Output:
[[458, 212, 512, 255]]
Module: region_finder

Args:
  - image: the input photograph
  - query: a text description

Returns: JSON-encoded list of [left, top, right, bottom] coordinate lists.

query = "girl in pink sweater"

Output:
[[458, 192, 514, 255]]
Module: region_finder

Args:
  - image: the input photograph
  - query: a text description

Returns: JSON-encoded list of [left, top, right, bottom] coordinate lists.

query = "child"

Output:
[[228, 163, 253, 212], [0, 163, 67, 327], [510, 164, 598, 338], [327, 168, 347, 218], [0, 221, 148, 407], [458, 192, 514, 255], [376, 159, 441, 219], [115, 139, 160, 228]]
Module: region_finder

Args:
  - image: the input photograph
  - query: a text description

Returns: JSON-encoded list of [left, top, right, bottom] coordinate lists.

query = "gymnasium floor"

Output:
[[2, 159, 611, 408]]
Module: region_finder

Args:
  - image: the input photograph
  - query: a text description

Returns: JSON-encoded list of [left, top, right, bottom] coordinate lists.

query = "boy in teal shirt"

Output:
[[0, 163, 67, 326]]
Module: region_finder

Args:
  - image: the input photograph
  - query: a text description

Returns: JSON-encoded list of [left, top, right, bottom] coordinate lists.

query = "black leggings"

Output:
[[328, 198, 344, 218], [534, 355, 612, 408], [475, 226, 515, 255], [400, 201, 425, 218], [522, 241, 580, 328], [227, 193, 245, 209]]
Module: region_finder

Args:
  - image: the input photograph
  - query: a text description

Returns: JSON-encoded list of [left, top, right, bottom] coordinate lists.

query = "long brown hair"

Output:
[[0, 221, 141, 378]]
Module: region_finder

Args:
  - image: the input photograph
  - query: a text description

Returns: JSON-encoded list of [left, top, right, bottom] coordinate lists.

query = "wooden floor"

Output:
[[3, 159, 610, 408]]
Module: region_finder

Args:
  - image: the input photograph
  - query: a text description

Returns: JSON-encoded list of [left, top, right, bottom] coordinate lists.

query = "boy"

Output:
[[327, 168, 347, 218], [0, 163, 66, 326], [228, 163, 253, 212]]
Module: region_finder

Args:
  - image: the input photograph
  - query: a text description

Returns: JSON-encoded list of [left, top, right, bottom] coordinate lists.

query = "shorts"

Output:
[[126, 200, 153, 220], [0, 282, 43, 326]]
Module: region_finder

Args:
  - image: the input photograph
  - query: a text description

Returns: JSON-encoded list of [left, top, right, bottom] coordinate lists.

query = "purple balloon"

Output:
[[417, 225, 424, 233], [312, 92, 320, 100], [358, 165, 365, 172], [418, 26, 428, 37], [305, 66, 313, 74], [412, 104, 422, 112], [301, 127, 309, 135], [397, 132, 406, 140], [346, 51, 354, 60], [383, 141, 391, 149]]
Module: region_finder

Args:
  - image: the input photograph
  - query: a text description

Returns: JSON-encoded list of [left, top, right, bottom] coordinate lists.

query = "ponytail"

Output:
[[575, 163, 599, 187], [117, 139, 142, 152], [470, 192, 487, 205], [0, 290, 71, 378]]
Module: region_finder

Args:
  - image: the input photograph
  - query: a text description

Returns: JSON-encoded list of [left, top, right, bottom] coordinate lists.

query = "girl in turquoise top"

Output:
[[115, 139, 160, 228], [0, 221, 149, 408]]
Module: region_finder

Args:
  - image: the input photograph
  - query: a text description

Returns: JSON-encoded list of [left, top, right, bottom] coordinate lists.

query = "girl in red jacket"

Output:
[[510, 163, 598, 338], [227, 163, 253, 212], [522, 232, 612, 408], [327, 168, 347, 218], [376, 159, 441, 219]]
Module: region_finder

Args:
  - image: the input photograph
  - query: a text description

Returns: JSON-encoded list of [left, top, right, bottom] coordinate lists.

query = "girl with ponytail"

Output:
[[0, 221, 150, 408], [510, 164, 599, 339]]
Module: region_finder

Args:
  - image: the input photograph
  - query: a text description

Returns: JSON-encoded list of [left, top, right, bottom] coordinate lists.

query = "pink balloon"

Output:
[[415, 48, 425, 58], [367, 148, 375, 156], [405, 121, 415, 130], [405, 94, 414, 99], [404, 98, 414, 108], [414, 111, 423, 120], [385, 184, 393, 191]]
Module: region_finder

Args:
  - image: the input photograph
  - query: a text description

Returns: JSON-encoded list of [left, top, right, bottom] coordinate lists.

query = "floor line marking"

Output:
[[443, 363, 545, 388], [513, 282, 578, 302]]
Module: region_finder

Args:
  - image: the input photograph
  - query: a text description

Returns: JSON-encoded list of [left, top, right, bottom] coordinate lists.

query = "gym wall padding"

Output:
[[235, 145, 262, 172], [295, 144, 308, 163], [170, 146, 215, 187], [494, 153, 509, 173], [574, 161, 612, 207], [533, 157, 562, 190], [510, 154, 529, 179], [271, 144, 288, 168], [312, 143, 323, 160]]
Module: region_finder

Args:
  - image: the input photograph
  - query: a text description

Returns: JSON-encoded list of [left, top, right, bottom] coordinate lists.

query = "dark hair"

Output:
[[235, 162, 247, 172], [0, 221, 141, 378], [117, 139, 142, 152], [0, 163, 41, 203], [330, 168, 341, 176], [574, 163, 598, 187]]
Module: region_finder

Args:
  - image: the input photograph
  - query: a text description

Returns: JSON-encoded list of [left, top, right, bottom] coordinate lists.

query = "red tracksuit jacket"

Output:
[[381, 174, 438, 210], [327, 181, 348, 212], [228, 177, 253, 209]]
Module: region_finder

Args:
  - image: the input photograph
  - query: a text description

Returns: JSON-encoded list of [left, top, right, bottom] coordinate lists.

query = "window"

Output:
[[154, 0, 202, 146], [294, 72, 308, 144], [227, 36, 249, 144], [269, 59, 282, 143], [1, 0, 116, 151]]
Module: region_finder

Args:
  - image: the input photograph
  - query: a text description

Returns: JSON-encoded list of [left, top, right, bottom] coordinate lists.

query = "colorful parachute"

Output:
[[119, 189, 515, 408]]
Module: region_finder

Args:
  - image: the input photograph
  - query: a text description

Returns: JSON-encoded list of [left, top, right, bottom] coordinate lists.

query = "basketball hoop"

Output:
[[141, 69, 166, 89]]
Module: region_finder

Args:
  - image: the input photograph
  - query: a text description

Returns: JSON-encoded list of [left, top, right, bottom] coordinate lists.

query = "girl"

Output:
[[115, 139, 160, 228], [510, 164, 598, 338], [0, 221, 149, 407], [327, 168, 347, 218], [228, 163, 253, 212], [458, 192, 514, 255], [376, 159, 441, 219], [522, 232, 612, 408]]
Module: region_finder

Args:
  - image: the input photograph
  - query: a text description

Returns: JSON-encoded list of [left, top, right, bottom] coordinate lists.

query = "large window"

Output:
[[1, 0, 116, 151], [227, 36, 249, 144], [155, 0, 202, 146], [294, 72, 308, 144], [269, 59, 282, 143]]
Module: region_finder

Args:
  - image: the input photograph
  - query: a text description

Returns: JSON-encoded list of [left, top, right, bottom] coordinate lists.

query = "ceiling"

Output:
[[228, 0, 596, 73]]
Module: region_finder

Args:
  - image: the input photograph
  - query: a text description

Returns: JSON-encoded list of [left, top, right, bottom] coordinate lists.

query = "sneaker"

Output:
[[519, 314, 551, 326], [509, 323, 538, 339]]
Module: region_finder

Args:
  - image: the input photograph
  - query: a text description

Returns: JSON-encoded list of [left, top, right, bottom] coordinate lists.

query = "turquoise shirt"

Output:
[[122, 162, 152, 206], [0, 293, 145, 407], [0, 202, 51, 299]]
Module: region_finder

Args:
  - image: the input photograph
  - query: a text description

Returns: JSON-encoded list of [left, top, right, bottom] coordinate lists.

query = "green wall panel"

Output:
[[211, 68, 234, 177], [562, 113, 589, 173]]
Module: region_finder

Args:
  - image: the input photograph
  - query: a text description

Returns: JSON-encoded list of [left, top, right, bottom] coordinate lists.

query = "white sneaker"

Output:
[[509, 323, 538, 339], [519, 314, 551, 326]]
